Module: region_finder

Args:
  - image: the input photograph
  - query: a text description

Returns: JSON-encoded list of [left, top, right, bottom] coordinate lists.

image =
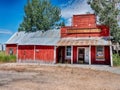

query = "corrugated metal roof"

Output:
[[6, 30, 111, 46], [6, 31, 26, 44], [57, 37, 111, 46], [6, 30, 60, 45]]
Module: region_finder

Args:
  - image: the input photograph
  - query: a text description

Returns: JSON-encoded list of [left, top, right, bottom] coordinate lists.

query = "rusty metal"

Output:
[[67, 28, 101, 34], [57, 37, 111, 46]]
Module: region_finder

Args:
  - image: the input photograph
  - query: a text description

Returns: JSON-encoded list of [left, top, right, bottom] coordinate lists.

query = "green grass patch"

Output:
[[0, 51, 16, 63], [113, 54, 120, 66]]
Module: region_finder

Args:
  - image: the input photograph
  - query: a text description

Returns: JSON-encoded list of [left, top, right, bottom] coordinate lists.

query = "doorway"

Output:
[[57, 47, 64, 63], [78, 48, 85, 64]]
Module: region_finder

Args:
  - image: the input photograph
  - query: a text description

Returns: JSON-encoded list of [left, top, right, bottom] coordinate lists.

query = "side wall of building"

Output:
[[35, 46, 54, 62], [18, 45, 34, 60], [18, 45, 54, 63], [6, 44, 17, 55]]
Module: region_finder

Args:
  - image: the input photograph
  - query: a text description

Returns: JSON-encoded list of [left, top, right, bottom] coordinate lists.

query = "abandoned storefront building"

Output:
[[5, 14, 113, 66]]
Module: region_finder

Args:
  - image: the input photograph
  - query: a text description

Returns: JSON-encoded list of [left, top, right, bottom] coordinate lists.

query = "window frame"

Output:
[[9, 48, 13, 55], [65, 46, 71, 59], [96, 46, 105, 61]]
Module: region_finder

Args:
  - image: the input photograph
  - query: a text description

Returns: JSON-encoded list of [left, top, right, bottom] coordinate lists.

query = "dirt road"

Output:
[[0, 64, 120, 90]]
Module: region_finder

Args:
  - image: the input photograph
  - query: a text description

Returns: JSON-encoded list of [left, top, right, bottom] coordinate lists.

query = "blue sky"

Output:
[[0, 0, 92, 44]]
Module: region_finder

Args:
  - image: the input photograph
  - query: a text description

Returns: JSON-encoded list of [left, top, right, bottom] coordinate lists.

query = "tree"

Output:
[[60, 21, 65, 27], [18, 0, 61, 32], [87, 0, 120, 43]]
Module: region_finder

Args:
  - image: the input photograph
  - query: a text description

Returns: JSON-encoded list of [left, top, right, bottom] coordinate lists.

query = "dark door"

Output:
[[58, 48, 63, 63], [78, 48, 85, 64]]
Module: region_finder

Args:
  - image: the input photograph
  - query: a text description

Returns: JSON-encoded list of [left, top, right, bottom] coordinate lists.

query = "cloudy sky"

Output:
[[0, 0, 93, 44]]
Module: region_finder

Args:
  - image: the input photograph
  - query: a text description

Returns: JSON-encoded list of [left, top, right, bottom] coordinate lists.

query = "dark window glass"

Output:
[[66, 46, 71, 57]]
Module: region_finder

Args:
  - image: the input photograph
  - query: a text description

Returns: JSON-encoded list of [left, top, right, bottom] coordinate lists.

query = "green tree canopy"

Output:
[[88, 0, 120, 42], [18, 0, 62, 32]]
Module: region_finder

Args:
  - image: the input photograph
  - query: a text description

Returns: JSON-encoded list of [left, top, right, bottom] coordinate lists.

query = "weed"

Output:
[[113, 54, 120, 66], [0, 51, 16, 63]]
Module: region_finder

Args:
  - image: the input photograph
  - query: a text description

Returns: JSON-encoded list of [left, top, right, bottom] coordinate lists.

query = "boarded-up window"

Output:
[[96, 46, 104, 60]]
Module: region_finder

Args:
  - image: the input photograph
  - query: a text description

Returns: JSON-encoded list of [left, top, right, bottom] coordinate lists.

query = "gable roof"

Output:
[[6, 30, 60, 46]]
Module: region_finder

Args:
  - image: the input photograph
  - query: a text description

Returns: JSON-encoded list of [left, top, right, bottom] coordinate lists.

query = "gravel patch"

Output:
[[0, 63, 120, 74], [0, 63, 120, 90]]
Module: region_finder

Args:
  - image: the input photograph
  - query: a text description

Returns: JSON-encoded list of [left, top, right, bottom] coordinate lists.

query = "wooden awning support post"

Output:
[[71, 46, 73, 64], [110, 45, 113, 67], [89, 45, 91, 65]]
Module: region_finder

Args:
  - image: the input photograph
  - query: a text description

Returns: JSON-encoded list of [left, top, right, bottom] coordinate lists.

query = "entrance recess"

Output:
[[57, 47, 64, 63], [78, 48, 85, 64]]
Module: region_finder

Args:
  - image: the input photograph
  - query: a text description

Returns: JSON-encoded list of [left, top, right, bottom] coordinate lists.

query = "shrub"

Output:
[[9, 55, 16, 62], [113, 54, 120, 66], [0, 51, 16, 63]]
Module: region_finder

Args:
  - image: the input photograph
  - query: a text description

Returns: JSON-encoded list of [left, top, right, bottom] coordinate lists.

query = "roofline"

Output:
[[18, 44, 56, 46], [6, 32, 17, 43], [5, 43, 18, 45], [73, 13, 95, 16]]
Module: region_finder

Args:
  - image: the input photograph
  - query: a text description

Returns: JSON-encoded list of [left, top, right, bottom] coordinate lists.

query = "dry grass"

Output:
[[0, 64, 120, 90]]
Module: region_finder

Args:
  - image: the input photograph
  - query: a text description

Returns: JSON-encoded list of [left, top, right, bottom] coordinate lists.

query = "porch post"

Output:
[[89, 45, 91, 65], [71, 46, 73, 64], [110, 45, 113, 67], [54, 46, 57, 64]]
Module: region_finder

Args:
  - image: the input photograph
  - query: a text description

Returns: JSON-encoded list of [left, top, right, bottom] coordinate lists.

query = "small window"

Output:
[[66, 46, 71, 57], [9, 48, 13, 55], [96, 46, 104, 60]]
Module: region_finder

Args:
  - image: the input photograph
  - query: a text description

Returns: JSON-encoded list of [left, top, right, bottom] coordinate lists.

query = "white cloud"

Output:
[[0, 29, 12, 35], [61, 0, 93, 25], [65, 18, 72, 26]]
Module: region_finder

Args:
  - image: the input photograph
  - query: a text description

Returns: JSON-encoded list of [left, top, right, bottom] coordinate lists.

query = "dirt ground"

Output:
[[0, 64, 120, 90]]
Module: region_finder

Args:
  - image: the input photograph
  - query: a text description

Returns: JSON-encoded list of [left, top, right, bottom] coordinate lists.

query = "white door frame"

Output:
[[77, 47, 86, 63]]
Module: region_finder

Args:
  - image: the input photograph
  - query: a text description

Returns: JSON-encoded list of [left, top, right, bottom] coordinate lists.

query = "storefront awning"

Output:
[[57, 37, 111, 46]]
